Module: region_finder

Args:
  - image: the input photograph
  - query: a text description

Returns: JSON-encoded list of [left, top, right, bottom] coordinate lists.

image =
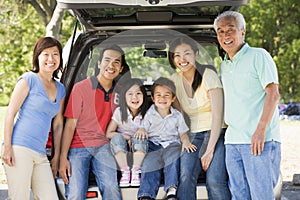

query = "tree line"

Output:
[[0, 0, 299, 105]]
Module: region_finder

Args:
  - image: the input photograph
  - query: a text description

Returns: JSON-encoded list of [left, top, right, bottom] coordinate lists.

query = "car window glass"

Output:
[[75, 29, 220, 86]]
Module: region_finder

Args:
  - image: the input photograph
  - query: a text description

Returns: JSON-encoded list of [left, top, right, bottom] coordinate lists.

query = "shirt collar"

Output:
[[126, 108, 142, 120], [91, 76, 116, 102], [224, 43, 249, 63], [149, 104, 176, 117]]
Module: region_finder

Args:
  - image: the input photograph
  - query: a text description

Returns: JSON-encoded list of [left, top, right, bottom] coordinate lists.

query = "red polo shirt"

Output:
[[64, 76, 119, 148]]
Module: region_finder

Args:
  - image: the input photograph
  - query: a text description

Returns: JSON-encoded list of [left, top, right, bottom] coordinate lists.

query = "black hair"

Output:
[[151, 77, 176, 97], [95, 44, 130, 76], [32, 37, 63, 79], [119, 78, 148, 123], [168, 36, 206, 92]]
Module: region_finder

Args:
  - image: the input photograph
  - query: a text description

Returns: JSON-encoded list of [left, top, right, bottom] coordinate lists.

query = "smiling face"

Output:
[[216, 16, 245, 60], [38, 46, 60, 74], [173, 43, 197, 73], [98, 49, 123, 81], [125, 84, 144, 115], [152, 85, 176, 111]]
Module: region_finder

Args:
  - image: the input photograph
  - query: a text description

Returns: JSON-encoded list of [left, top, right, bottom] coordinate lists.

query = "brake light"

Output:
[[86, 191, 98, 199]]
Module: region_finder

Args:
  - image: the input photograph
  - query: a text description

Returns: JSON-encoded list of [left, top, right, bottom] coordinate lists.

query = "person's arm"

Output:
[[106, 119, 120, 139], [201, 88, 224, 171], [50, 98, 65, 178], [2, 78, 29, 167], [59, 117, 77, 184], [106, 119, 131, 141], [172, 98, 182, 112], [251, 83, 279, 156]]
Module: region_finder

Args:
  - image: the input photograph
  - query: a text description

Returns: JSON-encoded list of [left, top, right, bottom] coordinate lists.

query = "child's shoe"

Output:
[[166, 187, 177, 200], [131, 166, 141, 186], [119, 166, 130, 187]]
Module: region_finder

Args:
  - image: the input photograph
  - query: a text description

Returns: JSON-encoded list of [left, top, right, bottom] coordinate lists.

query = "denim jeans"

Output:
[[138, 141, 181, 199], [178, 129, 231, 200], [225, 141, 281, 200], [110, 133, 148, 154], [65, 144, 121, 200]]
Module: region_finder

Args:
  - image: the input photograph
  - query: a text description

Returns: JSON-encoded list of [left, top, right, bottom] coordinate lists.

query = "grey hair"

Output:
[[213, 11, 246, 32]]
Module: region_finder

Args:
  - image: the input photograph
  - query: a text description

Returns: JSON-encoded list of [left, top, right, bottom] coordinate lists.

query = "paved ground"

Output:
[[0, 182, 300, 200]]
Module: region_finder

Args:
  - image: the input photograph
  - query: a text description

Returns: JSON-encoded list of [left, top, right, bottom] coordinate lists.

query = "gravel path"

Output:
[[280, 121, 300, 182]]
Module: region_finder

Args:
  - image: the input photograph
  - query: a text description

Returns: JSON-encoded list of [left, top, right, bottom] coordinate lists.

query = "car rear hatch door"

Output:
[[57, 0, 249, 33]]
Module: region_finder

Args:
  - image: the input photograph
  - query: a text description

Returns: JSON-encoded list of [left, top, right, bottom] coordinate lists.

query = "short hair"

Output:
[[152, 77, 176, 97], [213, 11, 246, 32], [96, 44, 130, 76], [119, 78, 148, 122], [32, 37, 63, 79]]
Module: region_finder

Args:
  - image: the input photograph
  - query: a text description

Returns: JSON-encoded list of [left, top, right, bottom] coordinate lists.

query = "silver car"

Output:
[[51, 0, 282, 199]]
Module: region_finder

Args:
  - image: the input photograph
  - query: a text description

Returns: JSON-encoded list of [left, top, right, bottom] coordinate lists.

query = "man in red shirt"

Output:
[[59, 44, 129, 200]]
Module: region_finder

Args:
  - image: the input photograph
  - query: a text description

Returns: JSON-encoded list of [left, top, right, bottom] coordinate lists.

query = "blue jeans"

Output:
[[178, 129, 231, 200], [138, 141, 181, 199], [225, 141, 281, 200], [110, 133, 148, 154], [65, 144, 121, 200]]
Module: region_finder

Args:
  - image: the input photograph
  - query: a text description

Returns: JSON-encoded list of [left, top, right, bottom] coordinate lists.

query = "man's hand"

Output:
[[59, 157, 71, 184], [251, 128, 266, 156]]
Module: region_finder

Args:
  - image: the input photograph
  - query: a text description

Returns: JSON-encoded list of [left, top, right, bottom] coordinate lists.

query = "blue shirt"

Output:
[[12, 72, 66, 155], [143, 104, 189, 148], [220, 43, 280, 144]]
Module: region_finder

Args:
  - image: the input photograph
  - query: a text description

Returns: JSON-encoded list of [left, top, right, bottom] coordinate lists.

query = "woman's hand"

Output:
[[201, 150, 214, 171], [2, 145, 15, 167]]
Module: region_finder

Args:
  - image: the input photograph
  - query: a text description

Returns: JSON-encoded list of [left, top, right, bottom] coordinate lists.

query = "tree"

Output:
[[20, 0, 64, 38], [0, 0, 73, 105], [240, 0, 300, 103], [1, 0, 299, 105], [0, 1, 45, 105]]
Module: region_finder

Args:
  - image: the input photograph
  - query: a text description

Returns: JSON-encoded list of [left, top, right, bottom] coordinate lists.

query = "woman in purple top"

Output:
[[2, 37, 65, 200]]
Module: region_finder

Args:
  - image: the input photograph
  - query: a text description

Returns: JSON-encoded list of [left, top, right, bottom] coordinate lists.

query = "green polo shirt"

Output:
[[220, 43, 280, 144]]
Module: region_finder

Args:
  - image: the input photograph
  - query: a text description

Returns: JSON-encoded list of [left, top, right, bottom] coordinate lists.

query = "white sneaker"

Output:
[[120, 167, 130, 187], [131, 166, 141, 186]]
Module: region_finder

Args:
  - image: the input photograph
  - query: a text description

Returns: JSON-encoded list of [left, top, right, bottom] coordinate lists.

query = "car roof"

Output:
[[57, 0, 249, 33]]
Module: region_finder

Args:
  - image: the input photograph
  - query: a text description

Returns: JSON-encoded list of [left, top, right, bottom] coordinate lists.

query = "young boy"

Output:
[[137, 77, 197, 200]]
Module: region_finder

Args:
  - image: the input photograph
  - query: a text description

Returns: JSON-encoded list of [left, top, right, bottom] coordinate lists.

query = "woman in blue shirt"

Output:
[[2, 37, 66, 200]]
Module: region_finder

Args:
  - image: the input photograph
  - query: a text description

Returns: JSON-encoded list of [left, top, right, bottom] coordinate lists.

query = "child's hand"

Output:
[[122, 134, 131, 141], [134, 128, 148, 141], [182, 142, 197, 153]]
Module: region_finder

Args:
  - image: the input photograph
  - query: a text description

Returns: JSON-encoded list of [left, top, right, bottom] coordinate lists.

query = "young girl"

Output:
[[107, 78, 149, 187]]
